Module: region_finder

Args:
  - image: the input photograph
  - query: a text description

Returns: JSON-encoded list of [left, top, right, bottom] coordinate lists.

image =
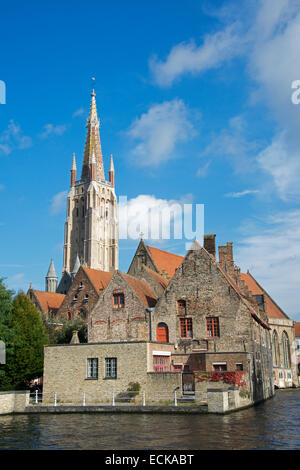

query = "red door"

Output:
[[156, 322, 169, 342]]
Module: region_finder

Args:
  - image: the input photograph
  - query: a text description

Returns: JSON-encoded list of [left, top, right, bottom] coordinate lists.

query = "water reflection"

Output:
[[0, 390, 300, 449]]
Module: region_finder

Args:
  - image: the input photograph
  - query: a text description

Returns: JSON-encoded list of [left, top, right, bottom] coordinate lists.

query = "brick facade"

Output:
[[89, 270, 156, 343], [56, 266, 112, 323]]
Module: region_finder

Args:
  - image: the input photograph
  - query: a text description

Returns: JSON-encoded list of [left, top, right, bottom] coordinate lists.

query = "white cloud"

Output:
[[126, 99, 196, 166], [118, 193, 197, 241], [150, 22, 245, 87], [50, 190, 68, 215], [197, 161, 211, 178], [201, 115, 260, 174], [149, 1, 300, 200], [40, 124, 67, 139], [236, 209, 300, 320], [225, 189, 260, 198], [72, 108, 85, 118], [0, 120, 32, 155], [246, 1, 300, 199]]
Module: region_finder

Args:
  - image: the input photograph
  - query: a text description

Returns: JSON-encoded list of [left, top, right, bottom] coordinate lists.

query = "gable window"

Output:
[[206, 316, 220, 337], [180, 317, 193, 338], [87, 358, 98, 379], [177, 299, 186, 315], [105, 358, 117, 378], [113, 293, 125, 308]]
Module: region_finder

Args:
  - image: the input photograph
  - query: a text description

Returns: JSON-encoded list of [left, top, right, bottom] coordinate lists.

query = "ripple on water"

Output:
[[0, 389, 300, 450]]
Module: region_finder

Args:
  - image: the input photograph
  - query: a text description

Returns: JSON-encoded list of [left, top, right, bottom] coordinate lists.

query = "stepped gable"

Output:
[[188, 241, 270, 329]]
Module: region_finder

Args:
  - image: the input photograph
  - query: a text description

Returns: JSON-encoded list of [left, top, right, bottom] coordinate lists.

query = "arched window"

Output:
[[156, 322, 169, 343], [272, 331, 279, 366], [282, 331, 290, 369]]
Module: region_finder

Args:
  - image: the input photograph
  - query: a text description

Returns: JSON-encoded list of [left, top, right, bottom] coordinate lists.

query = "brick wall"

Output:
[[57, 267, 100, 322], [89, 271, 150, 343]]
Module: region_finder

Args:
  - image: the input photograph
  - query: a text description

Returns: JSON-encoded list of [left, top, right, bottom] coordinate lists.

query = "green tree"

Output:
[[0, 279, 15, 389], [1, 291, 49, 390], [54, 318, 87, 344]]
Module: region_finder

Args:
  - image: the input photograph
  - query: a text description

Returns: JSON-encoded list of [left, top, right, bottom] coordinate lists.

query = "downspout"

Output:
[[147, 308, 155, 341]]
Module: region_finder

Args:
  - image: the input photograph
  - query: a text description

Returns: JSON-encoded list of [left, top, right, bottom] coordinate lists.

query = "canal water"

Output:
[[0, 389, 300, 450]]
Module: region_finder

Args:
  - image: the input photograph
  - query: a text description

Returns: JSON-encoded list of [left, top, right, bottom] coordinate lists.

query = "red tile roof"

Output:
[[32, 290, 65, 313], [146, 245, 184, 279], [240, 272, 288, 320], [122, 272, 157, 307], [143, 265, 169, 290], [82, 267, 113, 292]]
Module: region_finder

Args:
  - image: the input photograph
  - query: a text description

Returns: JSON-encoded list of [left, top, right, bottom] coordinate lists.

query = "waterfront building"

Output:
[[36, 90, 297, 406]]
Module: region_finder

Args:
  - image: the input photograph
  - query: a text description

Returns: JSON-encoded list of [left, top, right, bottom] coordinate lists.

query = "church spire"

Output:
[[81, 89, 105, 181]]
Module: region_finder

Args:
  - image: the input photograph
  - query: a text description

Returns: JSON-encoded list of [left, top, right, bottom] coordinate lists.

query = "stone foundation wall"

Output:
[[0, 391, 30, 415]]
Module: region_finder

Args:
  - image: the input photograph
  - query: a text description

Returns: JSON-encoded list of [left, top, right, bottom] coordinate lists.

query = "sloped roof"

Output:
[[240, 272, 288, 320], [122, 272, 157, 308], [143, 265, 169, 290], [294, 322, 300, 336], [32, 290, 65, 313], [146, 245, 184, 279], [82, 267, 113, 292]]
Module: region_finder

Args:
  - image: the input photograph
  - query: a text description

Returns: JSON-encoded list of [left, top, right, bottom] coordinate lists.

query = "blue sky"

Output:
[[1, 0, 300, 320]]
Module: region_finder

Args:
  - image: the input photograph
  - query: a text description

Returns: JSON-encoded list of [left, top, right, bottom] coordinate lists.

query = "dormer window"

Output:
[[113, 293, 125, 308], [78, 282, 83, 290]]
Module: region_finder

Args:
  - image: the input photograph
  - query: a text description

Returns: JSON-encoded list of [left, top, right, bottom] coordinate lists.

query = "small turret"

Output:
[[46, 259, 58, 293], [109, 154, 115, 187], [71, 153, 77, 187]]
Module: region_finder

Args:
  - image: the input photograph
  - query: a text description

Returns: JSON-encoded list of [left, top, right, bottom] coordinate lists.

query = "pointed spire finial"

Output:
[[109, 154, 114, 172], [81, 88, 104, 181], [72, 152, 77, 170], [46, 258, 57, 279]]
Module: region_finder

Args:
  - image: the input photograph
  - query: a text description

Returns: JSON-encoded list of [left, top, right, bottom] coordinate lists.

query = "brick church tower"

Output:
[[62, 90, 118, 275]]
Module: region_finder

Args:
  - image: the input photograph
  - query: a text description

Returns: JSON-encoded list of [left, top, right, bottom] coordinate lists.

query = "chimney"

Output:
[[218, 242, 234, 273], [70, 331, 80, 344], [204, 234, 216, 258]]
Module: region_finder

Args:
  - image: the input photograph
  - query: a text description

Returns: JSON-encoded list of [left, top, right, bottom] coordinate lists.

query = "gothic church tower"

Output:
[[63, 90, 118, 274]]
